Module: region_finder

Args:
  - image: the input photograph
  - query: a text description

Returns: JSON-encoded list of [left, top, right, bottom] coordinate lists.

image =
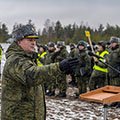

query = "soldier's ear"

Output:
[[17, 39, 23, 45], [17, 40, 20, 44]]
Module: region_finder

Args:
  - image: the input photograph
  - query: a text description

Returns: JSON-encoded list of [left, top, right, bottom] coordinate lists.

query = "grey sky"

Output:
[[0, 0, 120, 33]]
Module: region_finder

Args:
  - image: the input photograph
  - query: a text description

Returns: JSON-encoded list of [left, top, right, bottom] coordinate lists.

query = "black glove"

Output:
[[59, 58, 79, 74]]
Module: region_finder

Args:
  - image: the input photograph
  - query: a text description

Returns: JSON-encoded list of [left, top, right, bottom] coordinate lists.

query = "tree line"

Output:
[[0, 19, 120, 44]]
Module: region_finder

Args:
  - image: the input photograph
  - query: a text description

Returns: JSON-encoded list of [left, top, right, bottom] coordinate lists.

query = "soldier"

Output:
[[54, 41, 69, 62], [68, 43, 78, 87], [89, 41, 109, 90], [107, 37, 120, 86], [44, 42, 56, 96], [69, 43, 76, 58], [1, 24, 79, 120], [53, 41, 69, 97], [45, 42, 56, 64], [107, 37, 120, 108], [75, 40, 91, 94], [37, 44, 47, 66]]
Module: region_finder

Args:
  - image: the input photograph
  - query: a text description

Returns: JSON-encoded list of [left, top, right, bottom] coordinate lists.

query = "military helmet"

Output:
[[57, 41, 65, 48], [69, 43, 75, 47], [110, 36, 119, 43], [77, 40, 87, 48], [97, 41, 106, 49], [12, 24, 39, 41], [37, 44, 47, 51], [47, 42, 55, 47], [69, 43, 75, 49]]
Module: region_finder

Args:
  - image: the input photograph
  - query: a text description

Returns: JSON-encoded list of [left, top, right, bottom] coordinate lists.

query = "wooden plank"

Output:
[[103, 93, 120, 104], [80, 86, 109, 97], [80, 85, 120, 104], [103, 86, 120, 93]]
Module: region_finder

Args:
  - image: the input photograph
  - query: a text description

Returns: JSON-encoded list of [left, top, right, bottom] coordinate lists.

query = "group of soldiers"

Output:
[[1, 36, 120, 98], [0, 37, 120, 97], [37, 41, 69, 97], [36, 36, 120, 99], [1, 24, 120, 120]]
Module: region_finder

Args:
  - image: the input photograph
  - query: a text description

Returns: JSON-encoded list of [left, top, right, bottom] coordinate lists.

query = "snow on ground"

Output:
[[1, 43, 10, 73], [1, 43, 120, 120], [45, 96, 120, 120]]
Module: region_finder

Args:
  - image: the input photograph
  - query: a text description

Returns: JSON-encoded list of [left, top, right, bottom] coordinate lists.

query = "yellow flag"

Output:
[[85, 31, 90, 37]]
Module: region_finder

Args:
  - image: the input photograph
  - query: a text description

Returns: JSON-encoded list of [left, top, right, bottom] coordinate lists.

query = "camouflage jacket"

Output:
[[107, 46, 120, 77], [1, 42, 62, 120], [69, 48, 78, 58], [54, 47, 69, 62], [45, 50, 55, 64], [74, 49, 91, 77]]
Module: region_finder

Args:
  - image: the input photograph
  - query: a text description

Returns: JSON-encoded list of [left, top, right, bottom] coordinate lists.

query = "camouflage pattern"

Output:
[[89, 51, 109, 90], [53, 46, 69, 94], [54, 46, 69, 62], [89, 70, 108, 90], [12, 24, 38, 41], [69, 47, 78, 58], [44, 50, 57, 94], [1, 42, 63, 120], [74, 49, 91, 94], [107, 45, 120, 86], [37, 52, 47, 66], [45, 50, 55, 64], [68, 44, 78, 86]]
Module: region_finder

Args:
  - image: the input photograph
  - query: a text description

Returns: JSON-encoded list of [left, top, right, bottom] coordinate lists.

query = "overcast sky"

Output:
[[0, 0, 120, 33]]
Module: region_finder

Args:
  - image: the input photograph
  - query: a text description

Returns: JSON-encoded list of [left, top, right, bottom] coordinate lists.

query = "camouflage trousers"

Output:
[[45, 75, 56, 92], [76, 76, 89, 94], [109, 77, 120, 86], [56, 73, 67, 93], [45, 72, 67, 93], [89, 70, 108, 90]]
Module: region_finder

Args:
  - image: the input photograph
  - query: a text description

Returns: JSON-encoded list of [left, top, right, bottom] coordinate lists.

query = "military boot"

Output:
[[46, 91, 55, 96], [58, 92, 66, 97]]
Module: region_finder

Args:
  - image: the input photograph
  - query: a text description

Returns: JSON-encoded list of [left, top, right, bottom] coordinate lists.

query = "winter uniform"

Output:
[[1, 24, 79, 120], [44, 42, 57, 96], [69, 43, 77, 58], [37, 51, 47, 66], [89, 41, 109, 90], [68, 43, 78, 87], [54, 43, 69, 97], [75, 40, 91, 94], [107, 37, 120, 86], [45, 42, 56, 64], [37, 45, 47, 67], [1, 42, 63, 120]]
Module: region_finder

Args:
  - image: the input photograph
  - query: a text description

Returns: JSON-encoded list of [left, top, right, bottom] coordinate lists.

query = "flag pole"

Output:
[[85, 31, 95, 53]]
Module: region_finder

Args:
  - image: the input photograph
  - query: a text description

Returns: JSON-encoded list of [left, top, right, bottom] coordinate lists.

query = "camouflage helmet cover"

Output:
[[77, 40, 87, 48], [97, 41, 106, 49], [37, 44, 47, 51], [12, 24, 39, 41], [110, 36, 119, 43], [69, 43, 75, 48], [57, 41, 65, 47], [47, 42, 55, 47]]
